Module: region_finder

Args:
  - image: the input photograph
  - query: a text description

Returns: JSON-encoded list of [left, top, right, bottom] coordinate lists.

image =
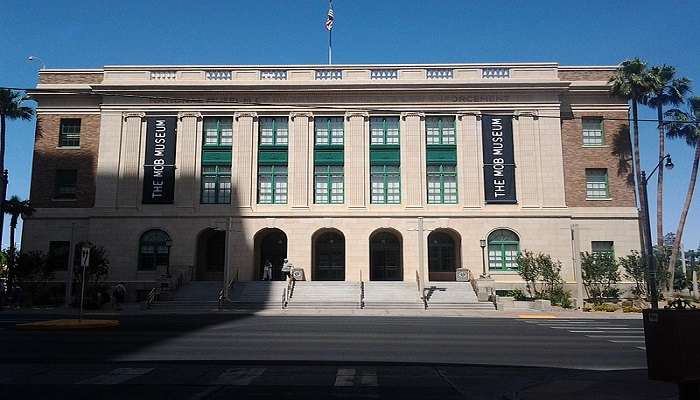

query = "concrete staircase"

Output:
[[228, 281, 289, 309], [286, 281, 361, 309], [147, 281, 221, 312], [424, 281, 495, 310], [362, 282, 425, 309]]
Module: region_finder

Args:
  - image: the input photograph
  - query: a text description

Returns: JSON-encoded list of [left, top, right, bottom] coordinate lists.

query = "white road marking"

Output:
[[569, 330, 608, 333], [637, 346, 646, 350], [609, 340, 646, 343], [334, 368, 356, 387], [78, 367, 153, 384], [359, 369, 378, 387], [586, 335, 644, 339], [212, 368, 265, 385], [549, 326, 629, 329]]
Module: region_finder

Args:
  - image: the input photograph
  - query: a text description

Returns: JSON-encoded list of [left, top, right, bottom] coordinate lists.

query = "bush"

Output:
[[623, 306, 642, 313], [548, 286, 573, 309], [516, 250, 569, 306], [581, 251, 620, 304], [592, 303, 618, 312], [507, 289, 528, 301]]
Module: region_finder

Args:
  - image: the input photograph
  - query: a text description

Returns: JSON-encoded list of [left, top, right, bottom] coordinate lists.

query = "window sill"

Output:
[[56, 146, 81, 150], [586, 197, 613, 201], [582, 144, 608, 148], [488, 270, 520, 275], [51, 198, 77, 202]]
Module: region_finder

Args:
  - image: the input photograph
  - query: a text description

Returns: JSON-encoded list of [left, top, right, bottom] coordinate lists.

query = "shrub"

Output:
[[592, 303, 618, 312], [516, 250, 541, 298], [581, 251, 620, 304], [516, 250, 569, 306], [623, 306, 642, 313], [548, 286, 573, 309], [508, 289, 528, 301], [620, 250, 669, 300]]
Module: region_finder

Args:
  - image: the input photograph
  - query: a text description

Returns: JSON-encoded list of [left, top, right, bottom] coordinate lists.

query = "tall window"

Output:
[[582, 118, 604, 146], [258, 165, 288, 204], [201, 117, 232, 204], [315, 165, 344, 204], [54, 169, 77, 199], [426, 116, 456, 145], [427, 164, 457, 204], [260, 117, 288, 146], [315, 117, 344, 145], [592, 241, 614, 255], [58, 118, 81, 147], [586, 169, 609, 199], [488, 229, 519, 271], [371, 165, 400, 204], [370, 117, 400, 145], [138, 230, 170, 271], [48, 241, 70, 270]]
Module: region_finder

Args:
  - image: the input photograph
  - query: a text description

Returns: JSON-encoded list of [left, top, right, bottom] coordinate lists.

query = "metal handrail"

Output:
[[218, 272, 237, 310], [282, 288, 287, 309], [145, 286, 160, 309], [360, 270, 364, 309]]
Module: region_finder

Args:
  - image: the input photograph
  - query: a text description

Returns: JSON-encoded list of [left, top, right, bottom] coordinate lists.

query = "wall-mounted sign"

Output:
[[482, 115, 516, 203], [143, 116, 177, 204]]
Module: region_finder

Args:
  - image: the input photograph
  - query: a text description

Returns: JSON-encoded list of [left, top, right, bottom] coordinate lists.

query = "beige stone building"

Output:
[[23, 62, 640, 302]]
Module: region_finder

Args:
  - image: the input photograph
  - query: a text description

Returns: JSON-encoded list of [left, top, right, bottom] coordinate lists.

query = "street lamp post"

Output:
[[641, 154, 674, 310], [27, 56, 46, 69], [479, 239, 487, 278]]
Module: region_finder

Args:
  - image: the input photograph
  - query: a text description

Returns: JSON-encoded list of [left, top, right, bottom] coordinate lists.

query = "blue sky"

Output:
[[1, 0, 699, 249]]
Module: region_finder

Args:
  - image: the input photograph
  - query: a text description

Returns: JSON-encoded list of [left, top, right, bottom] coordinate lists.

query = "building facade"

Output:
[[23, 63, 640, 299]]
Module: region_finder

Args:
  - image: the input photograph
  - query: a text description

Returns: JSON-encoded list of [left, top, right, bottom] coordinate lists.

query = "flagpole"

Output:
[[329, 26, 332, 65]]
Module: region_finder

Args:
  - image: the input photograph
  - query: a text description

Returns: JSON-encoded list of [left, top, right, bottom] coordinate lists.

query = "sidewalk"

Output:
[[1, 304, 643, 319]]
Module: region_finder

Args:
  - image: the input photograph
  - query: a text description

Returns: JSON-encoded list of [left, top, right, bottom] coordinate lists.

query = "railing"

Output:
[[359, 270, 365, 309], [260, 70, 287, 80], [206, 70, 232, 80], [281, 288, 287, 310], [145, 286, 160, 309], [370, 69, 398, 79], [427, 68, 453, 79], [218, 270, 238, 310], [315, 69, 343, 80], [482, 67, 510, 79], [415, 270, 427, 309], [281, 274, 295, 309]]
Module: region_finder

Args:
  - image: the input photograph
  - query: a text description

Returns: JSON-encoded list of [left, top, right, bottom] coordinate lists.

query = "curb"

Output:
[[15, 319, 120, 331]]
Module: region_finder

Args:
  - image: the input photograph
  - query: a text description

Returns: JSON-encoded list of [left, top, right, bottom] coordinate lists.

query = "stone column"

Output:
[[94, 111, 123, 208], [539, 109, 567, 207], [176, 112, 201, 209], [289, 112, 312, 209], [234, 112, 257, 209], [459, 112, 482, 208], [400, 112, 424, 208], [117, 112, 145, 208], [516, 112, 542, 207], [345, 112, 369, 208]]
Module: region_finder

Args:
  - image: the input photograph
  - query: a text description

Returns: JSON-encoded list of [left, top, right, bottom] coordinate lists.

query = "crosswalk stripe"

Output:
[[586, 335, 644, 339], [212, 367, 265, 385], [334, 368, 355, 387], [609, 340, 646, 343], [360, 370, 378, 387], [78, 368, 153, 384], [637, 346, 646, 350]]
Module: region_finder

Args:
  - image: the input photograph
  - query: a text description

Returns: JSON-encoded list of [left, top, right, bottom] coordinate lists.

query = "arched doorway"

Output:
[[313, 230, 345, 281], [255, 228, 288, 281], [195, 228, 225, 281], [370, 230, 403, 281], [428, 230, 459, 281]]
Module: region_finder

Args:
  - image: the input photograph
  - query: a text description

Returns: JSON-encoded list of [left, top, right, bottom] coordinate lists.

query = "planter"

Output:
[[643, 309, 700, 398]]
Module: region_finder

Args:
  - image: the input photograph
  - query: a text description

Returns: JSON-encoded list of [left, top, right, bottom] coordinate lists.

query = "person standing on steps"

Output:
[[263, 259, 273, 281]]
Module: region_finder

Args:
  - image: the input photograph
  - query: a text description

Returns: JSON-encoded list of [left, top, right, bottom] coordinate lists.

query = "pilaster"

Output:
[[345, 112, 369, 208], [117, 112, 145, 208], [516, 112, 542, 207], [539, 109, 567, 207], [175, 112, 201, 208], [400, 112, 424, 208], [234, 112, 257, 209], [289, 112, 313, 208], [94, 112, 123, 208], [458, 112, 482, 208]]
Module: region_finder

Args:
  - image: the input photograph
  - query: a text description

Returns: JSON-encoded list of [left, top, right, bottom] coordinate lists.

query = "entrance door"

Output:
[[258, 229, 288, 281], [314, 231, 345, 281], [370, 231, 402, 281], [428, 231, 456, 281], [196, 229, 225, 281]]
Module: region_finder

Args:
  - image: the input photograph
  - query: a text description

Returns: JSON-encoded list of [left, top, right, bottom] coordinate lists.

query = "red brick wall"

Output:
[[30, 114, 100, 208], [559, 69, 614, 81], [38, 72, 103, 85], [561, 111, 636, 207]]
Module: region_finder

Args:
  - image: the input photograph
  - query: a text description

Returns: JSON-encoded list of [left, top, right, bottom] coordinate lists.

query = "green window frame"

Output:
[[586, 168, 609, 199], [259, 117, 289, 146], [427, 164, 457, 204], [54, 169, 77, 199], [487, 229, 520, 271], [591, 241, 615, 256], [370, 117, 400, 145], [201, 165, 231, 204], [582, 118, 604, 146], [426, 116, 456, 145], [203, 117, 233, 147], [258, 165, 288, 204], [138, 229, 170, 271], [315, 117, 344, 146], [370, 165, 400, 204], [59, 118, 81, 147], [314, 165, 344, 204]]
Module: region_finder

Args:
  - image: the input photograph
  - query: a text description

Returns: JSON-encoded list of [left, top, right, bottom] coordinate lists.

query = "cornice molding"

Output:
[[234, 111, 258, 120], [290, 111, 314, 120], [123, 112, 145, 121], [344, 111, 369, 120], [400, 112, 425, 120], [178, 111, 202, 120]]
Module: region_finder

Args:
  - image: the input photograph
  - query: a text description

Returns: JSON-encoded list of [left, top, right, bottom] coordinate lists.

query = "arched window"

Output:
[[488, 229, 519, 271], [139, 230, 171, 271]]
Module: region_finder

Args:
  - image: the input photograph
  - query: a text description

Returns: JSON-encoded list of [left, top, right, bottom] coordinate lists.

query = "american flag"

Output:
[[325, 5, 334, 31]]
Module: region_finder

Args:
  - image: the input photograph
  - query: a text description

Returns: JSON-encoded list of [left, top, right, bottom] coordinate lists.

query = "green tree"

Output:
[[609, 59, 660, 250], [664, 96, 700, 296], [581, 252, 621, 304], [620, 250, 646, 298], [0, 90, 34, 247], [1, 196, 35, 288], [644, 66, 691, 257], [516, 250, 540, 298], [71, 241, 110, 307]]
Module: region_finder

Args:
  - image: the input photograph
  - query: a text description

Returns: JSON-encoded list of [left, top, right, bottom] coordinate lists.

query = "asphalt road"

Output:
[[0, 314, 677, 399]]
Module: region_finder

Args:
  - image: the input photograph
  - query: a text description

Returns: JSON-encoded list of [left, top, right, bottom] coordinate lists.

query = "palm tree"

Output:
[[1, 196, 35, 287], [664, 97, 700, 297], [644, 65, 691, 278], [609, 58, 660, 252], [0, 90, 34, 247]]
